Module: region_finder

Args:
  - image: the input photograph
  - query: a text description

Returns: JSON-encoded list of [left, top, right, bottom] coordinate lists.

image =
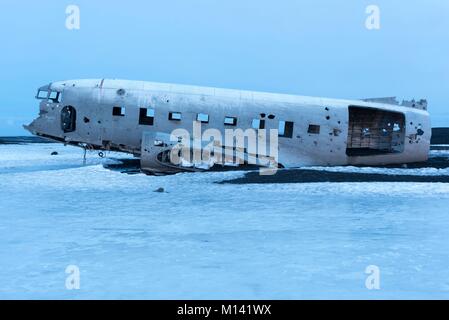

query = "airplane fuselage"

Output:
[[25, 79, 431, 174]]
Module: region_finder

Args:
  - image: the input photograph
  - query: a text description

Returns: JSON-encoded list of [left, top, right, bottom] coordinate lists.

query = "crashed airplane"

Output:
[[25, 79, 430, 175]]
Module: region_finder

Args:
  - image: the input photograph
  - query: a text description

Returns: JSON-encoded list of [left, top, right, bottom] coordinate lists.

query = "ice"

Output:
[[0, 143, 127, 174], [1, 143, 449, 299]]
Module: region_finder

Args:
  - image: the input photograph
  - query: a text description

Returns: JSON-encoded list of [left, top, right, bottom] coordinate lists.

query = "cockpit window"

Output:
[[36, 89, 48, 99], [49, 91, 62, 103], [36, 89, 62, 103]]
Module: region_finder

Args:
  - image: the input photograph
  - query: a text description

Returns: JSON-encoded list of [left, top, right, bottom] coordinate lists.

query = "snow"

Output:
[[1, 143, 449, 299]]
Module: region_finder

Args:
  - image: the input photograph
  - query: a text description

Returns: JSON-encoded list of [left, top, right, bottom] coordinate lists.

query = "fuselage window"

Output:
[[139, 108, 155, 126], [279, 121, 294, 138], [197, 113, 209, 123], [252, 119, 265, 130], [61, 106, 76, 133], [224, 116, 237, 126], [308, 124, 320, 134], [169, 112, 182, 121], [113, 106, 126, 116]]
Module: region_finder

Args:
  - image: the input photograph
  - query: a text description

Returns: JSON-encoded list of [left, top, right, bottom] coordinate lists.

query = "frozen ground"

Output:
[[1, 143, 449, 299]]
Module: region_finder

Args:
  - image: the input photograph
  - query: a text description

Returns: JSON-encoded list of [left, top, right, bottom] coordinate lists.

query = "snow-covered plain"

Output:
[[1, 143, 449, 299]]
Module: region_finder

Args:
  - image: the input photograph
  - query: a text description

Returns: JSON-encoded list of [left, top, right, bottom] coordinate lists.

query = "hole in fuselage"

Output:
[[346, 106, 405, 156]]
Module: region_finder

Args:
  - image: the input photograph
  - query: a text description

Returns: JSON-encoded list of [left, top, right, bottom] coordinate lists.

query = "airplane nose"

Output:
[[24, 101, 58, 137], [23, 124, 32, 133], [23, 120, 38, 135]]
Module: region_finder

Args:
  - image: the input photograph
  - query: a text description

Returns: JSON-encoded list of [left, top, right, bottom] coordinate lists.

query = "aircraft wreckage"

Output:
[[25, 79, 430, 175]]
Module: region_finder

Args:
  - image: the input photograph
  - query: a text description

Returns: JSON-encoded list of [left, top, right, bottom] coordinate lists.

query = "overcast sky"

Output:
[[0, 0, 448, 135]]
